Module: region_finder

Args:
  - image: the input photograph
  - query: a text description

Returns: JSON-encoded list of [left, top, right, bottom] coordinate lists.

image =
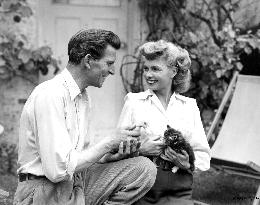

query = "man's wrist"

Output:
[[100, 138, 114, 153]]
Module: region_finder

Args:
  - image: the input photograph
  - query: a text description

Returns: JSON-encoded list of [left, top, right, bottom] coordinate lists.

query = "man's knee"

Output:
[[131, 156, 157, 187]]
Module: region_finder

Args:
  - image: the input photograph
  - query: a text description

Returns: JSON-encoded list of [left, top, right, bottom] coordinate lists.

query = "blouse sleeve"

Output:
[[117, 93, 135, 129], [191, 100, 211, 172]]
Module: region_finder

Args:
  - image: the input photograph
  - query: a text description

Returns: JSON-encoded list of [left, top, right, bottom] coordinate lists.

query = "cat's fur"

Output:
[[154, 125, 195, 172]]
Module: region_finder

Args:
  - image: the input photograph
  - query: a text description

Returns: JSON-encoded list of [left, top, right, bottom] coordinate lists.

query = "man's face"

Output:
[[88, 45, 117, 88]]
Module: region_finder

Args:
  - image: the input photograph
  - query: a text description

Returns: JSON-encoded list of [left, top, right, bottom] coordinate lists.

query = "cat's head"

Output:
[[164, 125, 184, 147]]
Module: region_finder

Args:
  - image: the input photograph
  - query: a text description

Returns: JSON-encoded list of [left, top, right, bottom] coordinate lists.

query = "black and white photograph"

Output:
[[0, 0, 260, 204]]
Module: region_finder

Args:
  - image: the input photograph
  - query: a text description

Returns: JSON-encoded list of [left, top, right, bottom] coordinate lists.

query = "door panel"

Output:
[[93, 18, 118, 33]]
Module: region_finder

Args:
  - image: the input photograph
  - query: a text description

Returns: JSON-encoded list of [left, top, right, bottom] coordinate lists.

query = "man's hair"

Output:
[[68, 29, 121, 65], [139, 40, 191, 94]]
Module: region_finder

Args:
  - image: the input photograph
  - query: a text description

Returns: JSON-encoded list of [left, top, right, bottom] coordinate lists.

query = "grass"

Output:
[[0, 168, 259, 205]]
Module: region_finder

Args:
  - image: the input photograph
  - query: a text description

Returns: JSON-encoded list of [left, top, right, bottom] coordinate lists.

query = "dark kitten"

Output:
[[155, 125, 195, 172]]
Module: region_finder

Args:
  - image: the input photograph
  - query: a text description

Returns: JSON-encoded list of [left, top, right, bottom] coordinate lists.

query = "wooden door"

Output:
[[37, 0, 129, 141]]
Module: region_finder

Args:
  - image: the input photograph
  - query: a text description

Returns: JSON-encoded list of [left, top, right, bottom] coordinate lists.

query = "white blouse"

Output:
[[117, 89, 211, 171]]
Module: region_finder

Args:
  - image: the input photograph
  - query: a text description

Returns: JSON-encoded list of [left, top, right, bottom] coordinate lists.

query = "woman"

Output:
[[118, 40, 211, 204]]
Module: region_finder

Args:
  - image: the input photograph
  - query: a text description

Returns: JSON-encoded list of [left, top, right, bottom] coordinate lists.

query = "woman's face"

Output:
[[143, 57, 176, 92]]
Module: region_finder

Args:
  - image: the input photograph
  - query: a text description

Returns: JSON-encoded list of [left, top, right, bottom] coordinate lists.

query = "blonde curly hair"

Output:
[[139, 40, 191, 93]]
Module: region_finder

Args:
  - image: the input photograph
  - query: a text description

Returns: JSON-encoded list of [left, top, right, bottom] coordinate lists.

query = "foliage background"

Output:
[[0, 0, 59, 85], [0, 0, 60, 174], [120, 0, 260, 144]]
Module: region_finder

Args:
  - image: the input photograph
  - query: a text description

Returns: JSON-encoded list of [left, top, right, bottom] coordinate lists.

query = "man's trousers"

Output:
[[13, 156, 157, 205]]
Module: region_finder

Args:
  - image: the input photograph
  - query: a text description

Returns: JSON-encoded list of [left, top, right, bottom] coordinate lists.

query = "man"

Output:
[[14, 29, 157, 205]]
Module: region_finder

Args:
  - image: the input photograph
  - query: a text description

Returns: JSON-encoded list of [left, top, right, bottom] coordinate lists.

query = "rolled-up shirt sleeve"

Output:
[[34, 90, 78, 183], [191, 100, 211, 171]]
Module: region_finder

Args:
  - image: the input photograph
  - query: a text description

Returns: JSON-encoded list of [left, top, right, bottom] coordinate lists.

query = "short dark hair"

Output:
[[68, 29, 121, 65]]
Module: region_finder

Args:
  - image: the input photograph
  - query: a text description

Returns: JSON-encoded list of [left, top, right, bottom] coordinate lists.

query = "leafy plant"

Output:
[[120, 0, 260, 142], [0, 142, 17, 175], [0, 0, 60, 85]]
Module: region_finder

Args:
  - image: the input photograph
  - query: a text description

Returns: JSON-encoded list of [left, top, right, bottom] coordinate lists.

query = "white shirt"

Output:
[[17, 68, 91, 182], [117, 89, 211, 171]]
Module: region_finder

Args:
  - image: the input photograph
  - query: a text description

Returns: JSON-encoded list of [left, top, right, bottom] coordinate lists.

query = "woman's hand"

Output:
[[139, 135, 164, 156], [160, 147, 190, 170]]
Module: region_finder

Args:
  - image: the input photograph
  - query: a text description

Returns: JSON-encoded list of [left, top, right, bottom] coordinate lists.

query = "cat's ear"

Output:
[[167, 125, 171, 129]]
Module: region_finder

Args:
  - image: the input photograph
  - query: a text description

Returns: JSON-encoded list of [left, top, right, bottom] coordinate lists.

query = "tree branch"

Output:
[[189, 11, 222, 47], [220, 5, 234, 27], [202, 0, 214, 19]]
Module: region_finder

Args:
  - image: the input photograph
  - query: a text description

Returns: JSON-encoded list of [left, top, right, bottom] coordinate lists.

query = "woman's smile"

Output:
[[143, 57, 175, 91], [146, 78, 158, 86]]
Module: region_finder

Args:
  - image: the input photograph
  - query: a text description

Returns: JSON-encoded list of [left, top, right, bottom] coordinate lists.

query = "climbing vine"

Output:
[[120, 0, 260, 142]]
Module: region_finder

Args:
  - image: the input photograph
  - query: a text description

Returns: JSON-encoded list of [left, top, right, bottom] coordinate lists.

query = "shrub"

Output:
[[0, 0, 60, 85], [0, 142, 17, 175]]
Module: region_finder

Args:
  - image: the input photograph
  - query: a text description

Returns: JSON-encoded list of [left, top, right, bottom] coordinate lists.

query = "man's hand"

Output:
[[100, 137, 141, 163], [104, 124, 142, 150], [160, 147, 190, 170], [99, 124, 144, 163]]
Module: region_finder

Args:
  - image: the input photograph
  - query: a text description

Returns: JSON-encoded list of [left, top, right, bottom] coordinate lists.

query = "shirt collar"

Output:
[[61, 68, 81, 100], [174, 93, 187, 104], [138, 89, 154, 100], [138, 89, 187, 104]]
